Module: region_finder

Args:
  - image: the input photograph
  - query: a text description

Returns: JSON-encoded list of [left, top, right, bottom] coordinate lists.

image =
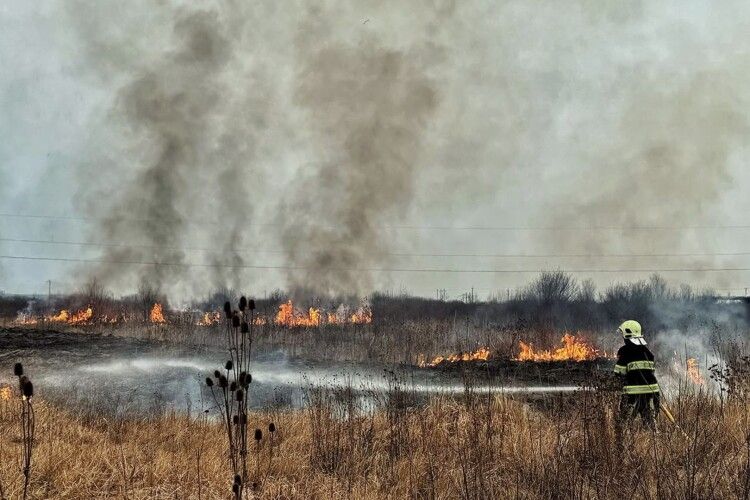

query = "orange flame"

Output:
[[49, 310, 70, 322], [418, 347, 491, 367], [69, 307, 94, 325], [197, 311, 221, 326], [0, 385, 11, 401], [150, 303, 166, 324], [515, 333, 600, 362], [350, 305, 373, 325], [686, 357, 705, 385], [275, 300, 321, 327], [325, 304, 373, 325]]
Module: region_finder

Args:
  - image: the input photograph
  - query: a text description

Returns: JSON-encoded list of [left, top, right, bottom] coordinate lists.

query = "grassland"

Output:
[[1, 380, 748, 499]]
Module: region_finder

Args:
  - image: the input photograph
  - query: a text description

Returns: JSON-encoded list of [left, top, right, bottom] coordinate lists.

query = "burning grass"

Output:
[[515, 333, 607, 362], [417, 346, 491, 368]]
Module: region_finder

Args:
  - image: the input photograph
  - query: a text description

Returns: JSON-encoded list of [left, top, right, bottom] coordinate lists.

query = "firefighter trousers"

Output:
[[619, 393, 660, 427]]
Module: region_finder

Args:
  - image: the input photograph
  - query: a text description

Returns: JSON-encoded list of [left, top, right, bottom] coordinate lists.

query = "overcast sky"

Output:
[[2, 1, 750, 302]]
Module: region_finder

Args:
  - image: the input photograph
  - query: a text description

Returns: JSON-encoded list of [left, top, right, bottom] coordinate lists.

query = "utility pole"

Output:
[[47, 280, 52, 308]]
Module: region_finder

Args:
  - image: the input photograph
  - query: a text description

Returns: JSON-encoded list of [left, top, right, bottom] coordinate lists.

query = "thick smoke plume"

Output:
[[71, 5, 273, 297], [279, 15, 438, 296], [52, 1, 750, 299]]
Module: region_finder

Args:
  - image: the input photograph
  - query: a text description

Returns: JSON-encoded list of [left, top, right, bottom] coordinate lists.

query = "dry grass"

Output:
[[1, 384, 749, 500]]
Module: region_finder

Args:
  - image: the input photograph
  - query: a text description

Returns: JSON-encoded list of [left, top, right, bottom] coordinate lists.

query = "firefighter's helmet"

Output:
[[618, 320, 643, 339]]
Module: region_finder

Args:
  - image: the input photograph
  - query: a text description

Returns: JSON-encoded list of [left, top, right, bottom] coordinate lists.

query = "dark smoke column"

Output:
[[280, 25, 439, 297], [84, 10, 236, 292]]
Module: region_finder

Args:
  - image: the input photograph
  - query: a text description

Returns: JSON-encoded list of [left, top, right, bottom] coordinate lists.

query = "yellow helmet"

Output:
[[618, 320, 642, 339]]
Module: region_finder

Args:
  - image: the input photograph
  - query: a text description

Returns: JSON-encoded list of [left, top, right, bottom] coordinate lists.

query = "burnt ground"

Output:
[[0, 326, 190, 369], [426, 357, 614, 386], [0, 327, 614, 386], [0, 327, 611, 416]]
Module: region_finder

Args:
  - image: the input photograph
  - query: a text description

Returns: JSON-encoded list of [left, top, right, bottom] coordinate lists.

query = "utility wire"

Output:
[[3, 254, 750, 274], [1, 237, 750, 259], [4, 212, 750, 232]]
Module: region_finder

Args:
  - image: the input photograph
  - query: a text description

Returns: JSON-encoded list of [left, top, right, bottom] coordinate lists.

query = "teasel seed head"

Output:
[[269, 422, 276, 433], [233, 415, 239, 425], [231, 313, 240, 328], [225, 360, 233, 371], [254, 429, 262, 441], [205, 377, 214, 387], [239, 296, 247, 311], [234, 474, 242, 485], [213, 370, 221, 379], [22, 380, 34, 398], [19, 375, 28, 392], [230, 381, 237, 392], [248, 299, 256, 310], [232, 483, 239, 494], [13, 363, 23, 376], [241, 321, 249, 334], [236, 389, 244, 402], [241, 414, 248, 426], [223, 301, 231, 317], [218, 375, 228, 388]]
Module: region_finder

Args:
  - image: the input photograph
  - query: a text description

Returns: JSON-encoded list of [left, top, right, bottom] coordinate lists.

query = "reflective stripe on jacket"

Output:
[[613, 341, 660, 394]]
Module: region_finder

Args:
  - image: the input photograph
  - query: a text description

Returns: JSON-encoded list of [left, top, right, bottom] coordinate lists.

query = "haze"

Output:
[[2, 1, 750, 302]]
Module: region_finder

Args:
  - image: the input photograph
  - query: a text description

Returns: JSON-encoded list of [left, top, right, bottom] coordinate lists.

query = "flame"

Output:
[[418, 347, 491, 367], [197, 311, 221, 326], [198, 311, 266, 326], [515, 333, 600, 362], [325, 304, 373, 325], [686, 358, 705, 385], [350, 305, 373, 325], [275, 300, 321, 327], [69, 307, 94, 325], [49, 310, 70, 322], [0, 385, 11, 401], [150, 303, 166, 324]]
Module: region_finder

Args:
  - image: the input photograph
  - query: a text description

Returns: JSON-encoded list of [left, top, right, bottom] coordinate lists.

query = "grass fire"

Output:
[[3, 2, 750, 498]]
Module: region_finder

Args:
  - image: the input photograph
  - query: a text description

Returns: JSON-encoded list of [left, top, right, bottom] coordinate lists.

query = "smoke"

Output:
[[528, 3, 750, 290], [47, 0, 750, 298], [278, 9, 439, 296], [69, 4, 278, 297], [543, 73, 747, 272]]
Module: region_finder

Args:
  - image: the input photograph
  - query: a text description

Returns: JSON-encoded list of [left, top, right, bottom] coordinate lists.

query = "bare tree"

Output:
[[525, 271, 579, 304]]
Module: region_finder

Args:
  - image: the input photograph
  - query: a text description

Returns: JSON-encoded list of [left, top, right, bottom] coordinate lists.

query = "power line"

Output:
[[3, 254, 750, 274], [4, 212, 750, 232], [2, 237, 750, 259]]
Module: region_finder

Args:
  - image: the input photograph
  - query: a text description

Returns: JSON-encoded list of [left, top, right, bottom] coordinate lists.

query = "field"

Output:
[[1, 274, 750, 499], [1, 379, 749, 499]]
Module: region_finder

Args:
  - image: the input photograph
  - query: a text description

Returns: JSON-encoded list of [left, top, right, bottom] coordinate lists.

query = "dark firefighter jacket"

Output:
[[613, 341, 660, 394]]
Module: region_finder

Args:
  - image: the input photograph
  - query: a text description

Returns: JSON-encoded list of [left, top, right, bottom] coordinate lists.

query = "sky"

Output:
[[1, 1, 750, 302]]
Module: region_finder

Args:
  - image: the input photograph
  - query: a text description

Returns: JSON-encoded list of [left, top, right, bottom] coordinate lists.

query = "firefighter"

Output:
[[613, 320, 660, 426]]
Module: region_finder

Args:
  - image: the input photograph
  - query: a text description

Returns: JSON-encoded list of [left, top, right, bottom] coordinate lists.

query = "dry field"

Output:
[[1, 381, 748, 500]]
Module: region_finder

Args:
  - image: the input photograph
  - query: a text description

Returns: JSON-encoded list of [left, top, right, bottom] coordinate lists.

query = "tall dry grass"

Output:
[[1, 381, 749, 499]]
